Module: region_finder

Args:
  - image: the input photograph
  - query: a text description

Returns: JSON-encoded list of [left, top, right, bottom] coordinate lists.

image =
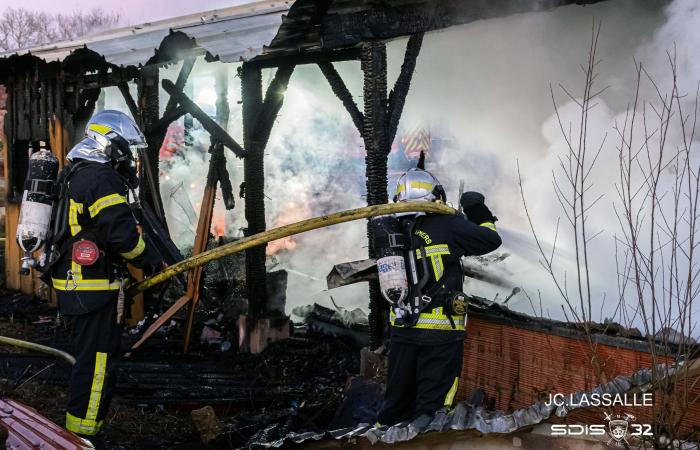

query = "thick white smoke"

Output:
[[101, 0, 700, 333], [261, 0, 700, 328]]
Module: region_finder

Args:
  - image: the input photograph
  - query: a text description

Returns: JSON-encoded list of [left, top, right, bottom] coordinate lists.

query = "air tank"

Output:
[[16, 149, 59, 275], [370, 216, 409, 305]]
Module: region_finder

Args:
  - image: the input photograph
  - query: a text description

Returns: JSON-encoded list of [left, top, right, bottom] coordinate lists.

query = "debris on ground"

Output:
[[191, 406, 223, 444], [0, 290, 363, 449]]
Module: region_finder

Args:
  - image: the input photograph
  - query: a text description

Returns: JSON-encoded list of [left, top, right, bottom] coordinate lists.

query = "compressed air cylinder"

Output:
[[16, 150, 59, 262], [370, 216, 409, 305]]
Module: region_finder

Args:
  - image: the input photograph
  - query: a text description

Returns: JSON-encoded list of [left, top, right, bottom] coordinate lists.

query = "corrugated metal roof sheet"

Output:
[[1, 0, 291, 66], [0, 0, 609, 69]]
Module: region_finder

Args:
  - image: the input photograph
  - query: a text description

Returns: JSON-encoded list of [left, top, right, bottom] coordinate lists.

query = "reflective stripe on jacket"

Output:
[[51, 161, 158, 314]]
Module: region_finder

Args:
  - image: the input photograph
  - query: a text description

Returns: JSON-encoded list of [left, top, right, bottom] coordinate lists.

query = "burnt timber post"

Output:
[[241, 63, 267, 320], [137, 65, 166, 220], [361, 42, 390, 349], [360, 35, 423, 349], [317, 36, 423, 348]]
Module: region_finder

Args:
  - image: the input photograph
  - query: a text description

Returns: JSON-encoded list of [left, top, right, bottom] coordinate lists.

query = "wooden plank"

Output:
[[183, 146, 219, 352], [4, 204, 20, 291], [127, 265, 145, 326]]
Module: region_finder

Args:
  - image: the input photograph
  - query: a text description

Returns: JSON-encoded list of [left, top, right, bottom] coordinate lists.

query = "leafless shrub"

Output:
[[0, 7, 120, 51], [517, 20, 609, 375], [613, 45, 700, 445], [519, 20, 700, 446]]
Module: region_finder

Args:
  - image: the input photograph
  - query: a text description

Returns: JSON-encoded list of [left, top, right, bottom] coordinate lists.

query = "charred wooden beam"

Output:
[[137, 66, 167, 224], [64, 67, 138, 89], [249, 47, 361, 69], [387, 33, 423, 145], [361, 42, 390, 350], [146, 106, 187, 138], [318, 62, 364, 134], [150, 58, 197, 157], [214, 68, 235, 211], [72, 87, 101, 140], [162, 79, 246, 157], [117, 82, 139, 124], [164, 56, 196, 114], [241, 63, 267, 321], [255, 64, 295, 149]]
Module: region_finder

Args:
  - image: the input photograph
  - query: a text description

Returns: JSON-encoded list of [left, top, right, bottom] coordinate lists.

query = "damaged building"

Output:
[[0, 0, 698, 448]]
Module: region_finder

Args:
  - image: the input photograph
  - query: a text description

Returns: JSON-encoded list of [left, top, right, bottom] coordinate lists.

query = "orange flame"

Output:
[[213, 215, 225, 238], [266, 201, 311, 256]]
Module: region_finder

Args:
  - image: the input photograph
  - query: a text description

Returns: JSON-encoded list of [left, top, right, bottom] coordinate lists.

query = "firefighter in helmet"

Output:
[[377, 167, 501, 425], [49, 110, 163, 441]]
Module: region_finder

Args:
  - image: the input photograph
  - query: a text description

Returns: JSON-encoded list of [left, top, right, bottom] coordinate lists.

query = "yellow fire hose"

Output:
[[130, 201, 454, 296], [128, 201, 455, 352], [0, 335, 76, 365]]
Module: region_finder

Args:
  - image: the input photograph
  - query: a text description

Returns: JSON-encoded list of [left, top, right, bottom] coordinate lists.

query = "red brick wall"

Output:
[[459, 317, 700, 434]]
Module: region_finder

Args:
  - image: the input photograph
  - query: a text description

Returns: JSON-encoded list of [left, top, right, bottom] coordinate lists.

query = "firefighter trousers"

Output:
[[64, 299, 121, 436], [377, 339, 463, 426]]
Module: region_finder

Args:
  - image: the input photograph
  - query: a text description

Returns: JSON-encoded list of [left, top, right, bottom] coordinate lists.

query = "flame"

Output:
[[213, 215, 225, 238], [266, 201, 311, 256]]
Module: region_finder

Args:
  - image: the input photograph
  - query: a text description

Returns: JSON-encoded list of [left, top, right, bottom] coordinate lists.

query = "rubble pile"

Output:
[[0, 289, 362, 449]]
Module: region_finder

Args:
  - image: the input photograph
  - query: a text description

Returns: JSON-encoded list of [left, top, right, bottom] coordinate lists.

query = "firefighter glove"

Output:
[[461, 192, 497, 225]]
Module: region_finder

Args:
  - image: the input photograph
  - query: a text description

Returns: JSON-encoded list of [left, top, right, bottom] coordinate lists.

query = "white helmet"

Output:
[[394, 168, 446, 203], [67, 110, 147, 164]]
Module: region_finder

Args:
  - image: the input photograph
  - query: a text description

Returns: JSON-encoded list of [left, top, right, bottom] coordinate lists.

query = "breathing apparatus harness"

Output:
[[374, 166, 469, 329], [39, 161, 124, 287]]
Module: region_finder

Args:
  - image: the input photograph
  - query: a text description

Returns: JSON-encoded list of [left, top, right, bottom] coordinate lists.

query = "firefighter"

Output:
[[377, 168, 502, 425], [49, 110, 163, 441]]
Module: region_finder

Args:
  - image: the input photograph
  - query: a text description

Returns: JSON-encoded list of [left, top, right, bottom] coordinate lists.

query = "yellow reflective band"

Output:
[[410, 181, 434, 191], [88, 193, 127, 218], [444, 377, 459, 407], [120, 235, 145, 260], [66, 412, 104, 436], [52, 260, 121, 291], [415, 245, 450, 281], [69, 200, 83, 236], [390, 308, 465, 331], [396, 181, 435, 195], [86, 352, 107, 423], [52, 278, 121, 291], [88, 123, 112, 136], [415, 244, 450, 258], [480, 221, 497, 231]]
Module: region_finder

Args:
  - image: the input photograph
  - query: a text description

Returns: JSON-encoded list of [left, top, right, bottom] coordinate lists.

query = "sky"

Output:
[[6, 0, 249, 24]]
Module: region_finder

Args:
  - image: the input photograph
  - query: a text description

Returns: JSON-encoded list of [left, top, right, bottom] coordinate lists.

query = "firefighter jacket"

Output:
[[51, 161, 160, 315], [390, 212, 501, 345]]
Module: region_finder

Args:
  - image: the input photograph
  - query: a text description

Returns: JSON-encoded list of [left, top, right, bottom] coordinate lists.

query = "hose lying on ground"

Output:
[[129, 201, 455, 296], [0, 335, 75, 365]]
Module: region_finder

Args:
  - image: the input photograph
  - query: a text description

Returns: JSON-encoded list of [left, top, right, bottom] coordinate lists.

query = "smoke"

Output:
[[392, 0, 700, 329], [100, 0, 700, 330], [258, 0, 700, 325]]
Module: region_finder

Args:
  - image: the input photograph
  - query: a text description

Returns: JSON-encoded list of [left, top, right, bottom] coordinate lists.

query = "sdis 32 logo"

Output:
[[551, 413, 653, 447]]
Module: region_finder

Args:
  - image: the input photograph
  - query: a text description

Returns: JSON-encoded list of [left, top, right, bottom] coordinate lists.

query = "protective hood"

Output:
[[66, 137, 110, 163]]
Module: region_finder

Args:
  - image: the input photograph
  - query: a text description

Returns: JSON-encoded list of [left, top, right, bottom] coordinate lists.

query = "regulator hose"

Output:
[[0, 335, 75, 365], [129, 201, 455, 296]]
